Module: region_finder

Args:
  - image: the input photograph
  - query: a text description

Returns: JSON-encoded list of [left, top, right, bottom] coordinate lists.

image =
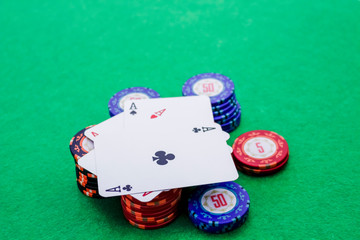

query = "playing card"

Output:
[[129, 190, 170, 202], [85, 96, 214, 141], [81, 96, 235, 199], [82, 107, 182, 201], [78, 133, 233, 176], [77, 150, 97, 174], [84, 113, 124, 141], [77, 150, 168, 202], [94, 122, 238, 197], [123, 95, 214, 128]]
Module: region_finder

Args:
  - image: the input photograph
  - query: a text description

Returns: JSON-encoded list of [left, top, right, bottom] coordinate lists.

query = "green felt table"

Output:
[[1, 1, 360, 239]]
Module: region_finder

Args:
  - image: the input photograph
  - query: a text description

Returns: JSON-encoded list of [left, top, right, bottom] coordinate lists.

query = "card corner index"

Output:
[[102, 184, 134, 196], [123, 99, 132, 108]]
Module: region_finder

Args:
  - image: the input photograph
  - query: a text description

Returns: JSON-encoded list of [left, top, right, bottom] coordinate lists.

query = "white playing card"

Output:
[[83, 97, 213, 201], [94, 122, 238, 197], [77, 150, 168, 202], [78, 150, 97, 174], [123, 96, 214, 128], [78, 137, 234, 176], [81, 96, 235, 199], [86, 96, 215, 142], [129, 190, 169, 202], [84, 113, 124, 141]]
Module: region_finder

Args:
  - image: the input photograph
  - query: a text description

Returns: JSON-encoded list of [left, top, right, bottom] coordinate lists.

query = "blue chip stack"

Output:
[[182, 73, 241, 133], [108, 87, 160, 117], [187, 182, 250, 234]]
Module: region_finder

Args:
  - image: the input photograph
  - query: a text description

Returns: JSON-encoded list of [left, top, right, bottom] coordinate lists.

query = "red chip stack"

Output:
[[232, 130, 289, 176], [121, 189, 182, 229]]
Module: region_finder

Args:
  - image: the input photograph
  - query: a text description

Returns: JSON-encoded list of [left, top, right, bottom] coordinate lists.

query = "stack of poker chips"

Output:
[[69, 126, 101, 198], [182, 73, 241, 133], [187, 182, 250, 234], [232, 130, 289, 176], [108, 87, 160, 117], [121, 189, 182, 230]]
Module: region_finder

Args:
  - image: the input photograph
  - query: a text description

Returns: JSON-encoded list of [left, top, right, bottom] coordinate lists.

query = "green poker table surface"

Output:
[[1, 1, 359, 239]]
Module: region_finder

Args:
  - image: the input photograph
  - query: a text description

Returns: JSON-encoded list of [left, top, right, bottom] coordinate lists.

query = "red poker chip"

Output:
[[121, 193, 181, 213], [236, 154, 289, 176], [121, 199, 179, 218], [121, 194, 181, 213], [125, 212, 178, 230], [126, 188, 178, 202], [235, 151, 289, 171], [232, 130, 289, 170], [122, 200, 180, 216], [122, 205, 178, 225], [121, 190, 182, 210], [123, 189, 181, 206]]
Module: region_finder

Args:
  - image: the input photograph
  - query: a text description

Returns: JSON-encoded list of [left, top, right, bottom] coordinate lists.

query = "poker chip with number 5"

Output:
[[188, 182, 250, 234], [232, 130, 289, 175]]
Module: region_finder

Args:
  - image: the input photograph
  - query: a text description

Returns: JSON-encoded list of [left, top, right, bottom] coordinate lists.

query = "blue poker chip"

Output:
[[188, 216, 214, 232], [182, 73, 235, 105], [211, 94, 237, 111], [108, 87, 160, 117], [213, 99, 239, 117], [189, 208, 249, 234], [188, 181, 250, 232], [213, 103, 241, 124], [221, 110, 241, 133]]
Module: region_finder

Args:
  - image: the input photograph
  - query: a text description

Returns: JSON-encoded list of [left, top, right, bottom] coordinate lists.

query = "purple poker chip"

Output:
[[108, 87, 160, 117], [213, 99, 239, 117], [211, 95, 237, 111], [221, 110, 241, 133], [189, 205, 249, 233], [188, 182, 250, 228], [214, 103, 241, 124], [182, 73, 235, 105]]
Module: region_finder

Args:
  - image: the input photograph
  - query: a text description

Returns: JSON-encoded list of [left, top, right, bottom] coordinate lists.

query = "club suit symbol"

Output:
[[152, 151, 175, 165], [123, 185, 132, 191], [192, 128, 201, 133]]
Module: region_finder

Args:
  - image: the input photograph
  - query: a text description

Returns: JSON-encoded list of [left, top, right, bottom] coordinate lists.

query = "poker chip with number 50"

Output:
[[188, 182, 250, 234], [232, 130, 289, 176], [182, 73, 241, 133]]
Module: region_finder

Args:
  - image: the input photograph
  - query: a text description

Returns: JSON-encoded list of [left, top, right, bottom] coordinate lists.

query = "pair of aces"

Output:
[[78, 96, 238, 201]]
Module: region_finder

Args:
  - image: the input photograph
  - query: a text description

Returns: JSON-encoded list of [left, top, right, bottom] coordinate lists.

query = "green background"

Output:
[[1, 1, 360, 239]]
